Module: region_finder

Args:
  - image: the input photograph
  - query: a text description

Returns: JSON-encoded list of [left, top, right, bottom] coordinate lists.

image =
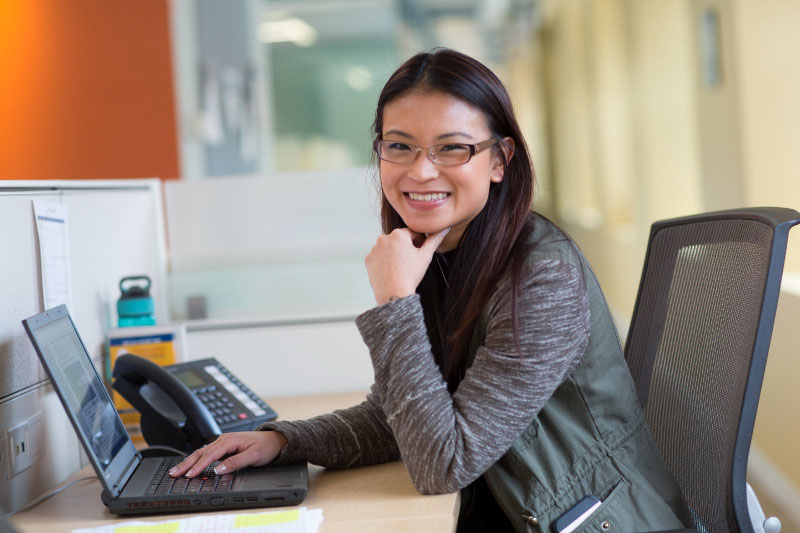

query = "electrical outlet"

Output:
[[8, 422, 32, 477]]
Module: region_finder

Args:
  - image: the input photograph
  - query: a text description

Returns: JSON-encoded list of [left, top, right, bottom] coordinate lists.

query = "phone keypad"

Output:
[[204, 365, 270, 416], [195, 388, 240, 425], [190, 364, 274, 428]]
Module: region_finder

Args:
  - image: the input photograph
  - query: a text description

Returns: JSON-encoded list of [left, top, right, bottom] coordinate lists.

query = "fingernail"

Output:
[[214, 464, 227, 475], [185, 469, 193, 477], [169, 467, 177, 475]]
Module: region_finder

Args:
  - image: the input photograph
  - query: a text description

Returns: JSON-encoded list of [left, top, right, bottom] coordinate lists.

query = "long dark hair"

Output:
[[373, 48, 535, 390]]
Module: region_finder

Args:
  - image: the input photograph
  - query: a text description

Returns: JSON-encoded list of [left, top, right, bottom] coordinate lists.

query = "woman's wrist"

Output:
[[274, 430, 288, 450], [376, 291, 414, 306]]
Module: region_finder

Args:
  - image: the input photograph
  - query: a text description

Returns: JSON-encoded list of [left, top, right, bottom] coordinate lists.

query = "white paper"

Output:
[[71, 507, 322, 533], [33, 199, 73, 311]]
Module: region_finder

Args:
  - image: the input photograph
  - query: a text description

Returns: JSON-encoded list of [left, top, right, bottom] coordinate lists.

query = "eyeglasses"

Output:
[[373, 138, 498, 166]]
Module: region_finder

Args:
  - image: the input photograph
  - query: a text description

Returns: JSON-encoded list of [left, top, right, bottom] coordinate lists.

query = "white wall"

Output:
[[165, 169, 382, 398], [185, 318, 374, 398], [164, 170, 381, 320]]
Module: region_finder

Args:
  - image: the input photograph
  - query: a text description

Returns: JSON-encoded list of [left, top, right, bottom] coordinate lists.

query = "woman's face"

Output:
[[380, 90, 507, 252]]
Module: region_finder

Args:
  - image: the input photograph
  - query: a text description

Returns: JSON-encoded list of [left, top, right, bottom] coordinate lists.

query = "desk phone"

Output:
[[113, 354, 278, 452], [166, 358, 278, 432]]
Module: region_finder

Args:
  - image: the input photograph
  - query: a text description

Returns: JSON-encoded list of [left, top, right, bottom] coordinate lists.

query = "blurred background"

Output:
[[1, 0, 799, 526]]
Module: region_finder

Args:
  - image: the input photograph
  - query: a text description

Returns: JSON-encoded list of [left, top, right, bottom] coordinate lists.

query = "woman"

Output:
[[171, 49, 691, 531]]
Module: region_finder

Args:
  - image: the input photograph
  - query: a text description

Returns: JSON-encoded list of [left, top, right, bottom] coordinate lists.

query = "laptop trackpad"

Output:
[[236, 464, 305, 490]]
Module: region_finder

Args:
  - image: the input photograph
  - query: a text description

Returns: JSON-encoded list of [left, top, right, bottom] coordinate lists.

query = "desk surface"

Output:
[[9, 392, 459, 533]]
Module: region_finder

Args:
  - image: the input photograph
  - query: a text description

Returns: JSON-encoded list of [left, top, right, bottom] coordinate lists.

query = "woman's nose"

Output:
[[408, 149, 439, 181]]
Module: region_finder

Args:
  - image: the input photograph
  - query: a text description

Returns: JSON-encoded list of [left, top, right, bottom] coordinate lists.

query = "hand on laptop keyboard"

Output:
[[169, 431, 288, 478], [149, 458, 235, 495]]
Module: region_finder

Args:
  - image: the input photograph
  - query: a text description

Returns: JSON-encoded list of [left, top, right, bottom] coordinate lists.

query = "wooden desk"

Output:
[[9, 392, 459, 532]]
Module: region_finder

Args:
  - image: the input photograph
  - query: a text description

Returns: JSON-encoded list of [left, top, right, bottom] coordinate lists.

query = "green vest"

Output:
[[465, 221, 691, 532]]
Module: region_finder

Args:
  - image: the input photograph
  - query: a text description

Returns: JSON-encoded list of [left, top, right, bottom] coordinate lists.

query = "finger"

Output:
[[408, 230, 426, 248], [212, 445, 264, 475], [169, 448, 205, 477], [184, 445, 233, 478], [420, 227, 451, 255], [176, 437, 240, 478]]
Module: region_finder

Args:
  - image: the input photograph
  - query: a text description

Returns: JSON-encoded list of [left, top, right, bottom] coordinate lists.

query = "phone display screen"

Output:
[[173, 369, 205, 389]]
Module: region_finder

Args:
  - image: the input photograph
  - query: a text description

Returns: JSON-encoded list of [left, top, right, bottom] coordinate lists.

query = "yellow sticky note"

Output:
[[234, 509, 300, 528], [116, 523, 180, 533]]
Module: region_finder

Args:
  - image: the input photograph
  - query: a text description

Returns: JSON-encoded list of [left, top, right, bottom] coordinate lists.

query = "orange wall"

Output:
[[0, 1, 179, 180]]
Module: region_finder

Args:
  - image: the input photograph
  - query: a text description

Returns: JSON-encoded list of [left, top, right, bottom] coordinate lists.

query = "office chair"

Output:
[[624, 207, 799, 533]]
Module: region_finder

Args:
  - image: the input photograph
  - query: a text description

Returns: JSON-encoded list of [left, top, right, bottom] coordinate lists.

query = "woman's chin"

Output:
[[410, 225, 447, 236], [402, 219, 448, 235]]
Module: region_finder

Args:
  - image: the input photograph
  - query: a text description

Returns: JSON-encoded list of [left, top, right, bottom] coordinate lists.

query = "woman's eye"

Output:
[[440, 144, 468, 152], [387, 142, 412, 152]]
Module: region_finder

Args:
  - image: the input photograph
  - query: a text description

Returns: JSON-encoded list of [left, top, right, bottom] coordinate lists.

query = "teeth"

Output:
[[408, 192, 449, 201]]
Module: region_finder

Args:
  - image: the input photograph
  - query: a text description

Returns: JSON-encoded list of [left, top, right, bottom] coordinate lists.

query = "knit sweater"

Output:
[[260, 234, 591, 495]]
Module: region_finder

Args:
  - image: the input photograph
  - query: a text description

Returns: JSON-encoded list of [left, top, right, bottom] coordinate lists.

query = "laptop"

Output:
[[23, 305, 307, 515]]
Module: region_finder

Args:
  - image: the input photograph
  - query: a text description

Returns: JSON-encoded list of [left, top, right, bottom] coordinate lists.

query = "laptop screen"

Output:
[[24, 306, 141, 497], [29, 314, 128, 469]]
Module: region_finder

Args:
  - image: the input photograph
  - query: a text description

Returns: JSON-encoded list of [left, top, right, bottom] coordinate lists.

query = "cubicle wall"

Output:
[[164, 170, 380, 320], [0, 180, 168, 514], [165, 171, 379, 396]]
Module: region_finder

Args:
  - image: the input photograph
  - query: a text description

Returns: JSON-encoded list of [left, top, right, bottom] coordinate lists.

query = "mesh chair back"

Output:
[[624, 208, 799, 533]]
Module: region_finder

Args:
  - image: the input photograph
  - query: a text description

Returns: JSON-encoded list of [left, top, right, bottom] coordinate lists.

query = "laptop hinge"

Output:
[[110, 454, 141, 496]]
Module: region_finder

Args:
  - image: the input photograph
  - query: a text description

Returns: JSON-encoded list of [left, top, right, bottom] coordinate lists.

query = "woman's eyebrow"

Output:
[[383, 129, 413, 138], [437, 131, 475, 140], [382, 130, 477, 140]]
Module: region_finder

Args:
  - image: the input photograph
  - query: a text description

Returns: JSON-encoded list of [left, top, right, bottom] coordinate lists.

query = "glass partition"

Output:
[[169, 0, 541, 321]]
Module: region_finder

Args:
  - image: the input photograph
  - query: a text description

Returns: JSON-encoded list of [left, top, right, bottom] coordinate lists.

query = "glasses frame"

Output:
[[373, 138, 499, 166]]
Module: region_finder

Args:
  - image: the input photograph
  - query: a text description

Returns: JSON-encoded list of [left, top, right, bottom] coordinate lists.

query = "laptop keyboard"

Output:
[[145, 458, 235, 496]]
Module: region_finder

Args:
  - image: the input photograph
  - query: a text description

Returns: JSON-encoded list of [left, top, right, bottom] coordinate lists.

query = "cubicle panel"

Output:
[[0, 183, 168, 399], [0, 193, 50, 398], [164, 170, 381, 267], [62, 188, 169, 367], [185, 319, 374, 397], [0, 180, 168, 514], [164, 170, 381, 320]]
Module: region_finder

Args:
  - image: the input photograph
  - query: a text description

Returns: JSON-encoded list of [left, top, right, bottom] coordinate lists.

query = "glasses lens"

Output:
[[432, 144, 470, 165], [378, 141, 414, 163]]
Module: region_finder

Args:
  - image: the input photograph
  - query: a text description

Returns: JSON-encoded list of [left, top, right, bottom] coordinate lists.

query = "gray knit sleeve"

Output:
[[355, 258, 590, 494], [258, 384, 400, 468]]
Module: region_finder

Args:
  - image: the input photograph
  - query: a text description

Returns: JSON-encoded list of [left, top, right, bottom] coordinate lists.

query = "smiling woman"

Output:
[[169, 49, 693, 533]]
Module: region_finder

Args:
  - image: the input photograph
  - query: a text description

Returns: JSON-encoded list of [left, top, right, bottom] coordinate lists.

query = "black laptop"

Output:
[[23, 305, 307, 515]]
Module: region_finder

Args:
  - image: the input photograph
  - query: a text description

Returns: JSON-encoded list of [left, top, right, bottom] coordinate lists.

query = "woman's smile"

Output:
[[406, 192, 450, 202], [404, 191, 451, 210]]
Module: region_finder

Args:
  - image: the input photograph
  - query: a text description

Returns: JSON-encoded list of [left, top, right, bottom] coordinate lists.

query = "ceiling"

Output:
[[260, 0, 539, 51]]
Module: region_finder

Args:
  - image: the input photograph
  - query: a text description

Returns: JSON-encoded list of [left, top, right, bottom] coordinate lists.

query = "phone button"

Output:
[[237, 413, 249, 420]]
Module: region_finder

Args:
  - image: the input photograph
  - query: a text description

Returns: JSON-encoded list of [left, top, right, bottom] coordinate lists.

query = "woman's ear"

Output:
[[490, 137, 515, 183]]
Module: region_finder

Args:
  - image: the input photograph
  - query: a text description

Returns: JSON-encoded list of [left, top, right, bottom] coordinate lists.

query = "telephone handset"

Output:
[[112, 354, 277, 453], [113, 354, 220, 452]]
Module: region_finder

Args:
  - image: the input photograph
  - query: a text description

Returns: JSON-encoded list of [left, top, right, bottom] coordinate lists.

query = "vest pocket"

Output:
[[571, 479, 628, 532], [518, 473, 622, 532], [571, 470, 685, 533]]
